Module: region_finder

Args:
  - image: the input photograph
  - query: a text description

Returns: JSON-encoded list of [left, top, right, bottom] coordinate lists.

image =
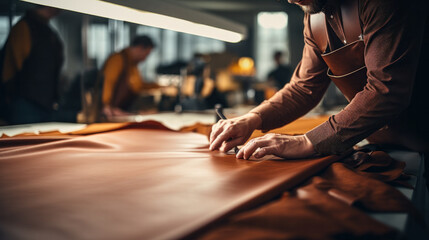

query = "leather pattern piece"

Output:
[[0, 128, 343, 240]]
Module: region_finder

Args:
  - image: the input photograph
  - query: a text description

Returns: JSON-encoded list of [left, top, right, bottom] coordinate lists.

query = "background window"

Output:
[[87, 23, 110, 69], [255, 12, 289, 81], [0, 16, 21, 48]]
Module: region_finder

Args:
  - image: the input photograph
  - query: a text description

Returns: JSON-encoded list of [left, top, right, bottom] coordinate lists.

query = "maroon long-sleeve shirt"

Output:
[[251, 0, 429, 155]]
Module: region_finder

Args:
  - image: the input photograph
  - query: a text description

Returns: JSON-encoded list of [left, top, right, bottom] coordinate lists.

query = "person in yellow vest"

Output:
[[101, 35, 158, 118]]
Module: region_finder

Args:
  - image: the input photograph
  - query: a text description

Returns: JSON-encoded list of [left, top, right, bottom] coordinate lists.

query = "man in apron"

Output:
[[210, 0, 429, 160]]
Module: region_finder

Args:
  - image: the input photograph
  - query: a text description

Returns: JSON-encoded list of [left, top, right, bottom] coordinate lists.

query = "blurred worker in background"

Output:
[[100, 35, 159, 118], [188, 53, 207, 98], [178, 53, 215, 111], [0, 6, 64, 124], [267, 51, 292, 90]]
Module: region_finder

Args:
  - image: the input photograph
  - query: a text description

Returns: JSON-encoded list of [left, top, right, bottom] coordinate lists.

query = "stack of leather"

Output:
[[198, 151, 419, 240]]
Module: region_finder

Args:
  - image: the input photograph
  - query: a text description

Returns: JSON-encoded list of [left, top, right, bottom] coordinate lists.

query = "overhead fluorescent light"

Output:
[[20, 0, 247, 43]]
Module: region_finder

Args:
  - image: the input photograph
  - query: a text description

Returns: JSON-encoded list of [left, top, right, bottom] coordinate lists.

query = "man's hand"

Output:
[[209, 113, 262, 153], [236, 133, 316, 160]]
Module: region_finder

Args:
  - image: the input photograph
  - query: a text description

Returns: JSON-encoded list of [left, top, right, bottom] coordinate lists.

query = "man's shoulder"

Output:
[[279, 64, 291, 70], [4, 19, 30, 48], [106, 52, 124, 63], [359, 0, 401, 6], [359, 0, 417, 25], [359, 0, 406, 15], [102, 52, 126, 72], [10, 19, 29, 35], [267, 68, 276, 77]]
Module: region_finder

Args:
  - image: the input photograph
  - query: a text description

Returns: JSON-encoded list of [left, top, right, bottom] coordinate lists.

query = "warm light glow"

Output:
[[21, 0, 244, 43], [238, 57, 254, 71], [257, 12, 288, 29], [229, 57, 255, 76]]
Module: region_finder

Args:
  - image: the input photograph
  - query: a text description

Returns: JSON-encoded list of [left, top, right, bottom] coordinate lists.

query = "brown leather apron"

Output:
[[310, 0, 365, 102], [322, 39, 366, 102], [309, 0, 428, 151]]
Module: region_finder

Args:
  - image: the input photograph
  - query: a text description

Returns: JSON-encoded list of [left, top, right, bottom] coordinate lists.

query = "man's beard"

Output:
[[300, 0, 328, 14]]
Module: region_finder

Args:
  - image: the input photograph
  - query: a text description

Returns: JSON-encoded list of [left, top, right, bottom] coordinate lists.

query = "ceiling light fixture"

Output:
[[21, 0, 247, 43]]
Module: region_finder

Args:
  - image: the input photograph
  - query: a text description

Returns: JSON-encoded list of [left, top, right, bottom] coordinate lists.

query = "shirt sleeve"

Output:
[[102, 54, 124, 106], [2, 20, 31, 83], [250, 14, 331, 131], [305, 0, 426, 154]]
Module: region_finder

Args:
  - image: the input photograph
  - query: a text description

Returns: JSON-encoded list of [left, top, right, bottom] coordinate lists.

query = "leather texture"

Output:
[[0, 119, 414, 239], [0, 125, 343, 240]]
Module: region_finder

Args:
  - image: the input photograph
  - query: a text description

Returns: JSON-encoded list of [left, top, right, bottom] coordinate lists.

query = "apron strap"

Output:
[[309, 12, 328, 53], [309, 0, 362, 53]]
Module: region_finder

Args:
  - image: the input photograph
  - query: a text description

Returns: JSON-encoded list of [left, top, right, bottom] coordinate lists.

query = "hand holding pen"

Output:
[[209, 106, 262, 156], [214, 107, 240, 154]]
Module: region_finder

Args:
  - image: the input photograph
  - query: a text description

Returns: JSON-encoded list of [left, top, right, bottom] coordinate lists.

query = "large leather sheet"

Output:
[[0, 128, 342, 240]]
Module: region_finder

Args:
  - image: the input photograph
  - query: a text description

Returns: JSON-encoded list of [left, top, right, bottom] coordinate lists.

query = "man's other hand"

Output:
[[236, 134, 316, 160]]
